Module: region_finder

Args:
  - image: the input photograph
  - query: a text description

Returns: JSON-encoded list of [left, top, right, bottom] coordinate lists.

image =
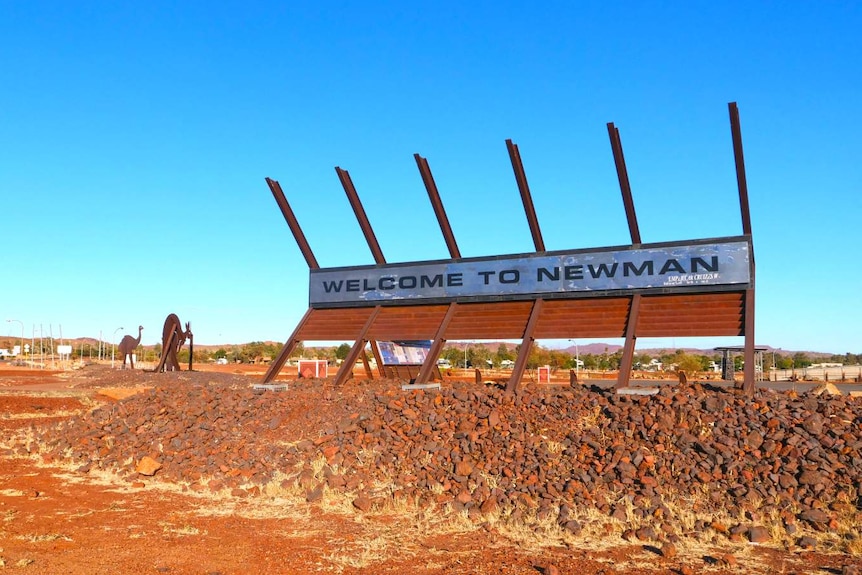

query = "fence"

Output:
[[772, 365, 862, 382]]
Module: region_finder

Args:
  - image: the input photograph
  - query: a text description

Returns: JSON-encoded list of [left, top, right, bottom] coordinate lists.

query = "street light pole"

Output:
[[464, 342, 469, 369], [569, 339, 580, 377], [6, 319, 24, 365], [111, 327, 123, 369]]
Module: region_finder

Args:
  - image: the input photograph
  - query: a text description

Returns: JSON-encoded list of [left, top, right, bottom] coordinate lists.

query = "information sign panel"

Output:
[[378, 340, 431, 366], [310, 239, 750, 307]]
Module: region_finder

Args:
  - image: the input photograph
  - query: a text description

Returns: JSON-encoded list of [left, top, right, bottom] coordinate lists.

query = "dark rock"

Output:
[[562, 520, 582, 535], [352, 496, 372, 512], [635, 526, 657, 541], [800, 468, 827, 487], [748, 526, 770, 543], [799, 508, 830, 526], [305, 484, 324, 503], [660, 542, 677, 558], [802, 415, 824, 435], [746, 430, 764, 450]]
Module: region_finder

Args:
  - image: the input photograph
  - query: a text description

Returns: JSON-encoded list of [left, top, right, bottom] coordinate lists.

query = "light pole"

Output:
[[111, 327, 123, 369], [6, 319, 24, 364], [35, 324, 44, 368], [464, 342, 469, 369], [569, 339, 579, 376]]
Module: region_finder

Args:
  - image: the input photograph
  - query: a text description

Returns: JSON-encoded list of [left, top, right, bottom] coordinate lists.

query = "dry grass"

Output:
[[15, 533, 73, 543], [576, 405, 608, 432], [0, 409, 87, 420], [0, 489, 26, 497], [543, 438, 564, 455], [160, 522, 205, 537]]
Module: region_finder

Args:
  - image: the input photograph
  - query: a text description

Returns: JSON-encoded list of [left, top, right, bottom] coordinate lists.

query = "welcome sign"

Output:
[[309, 238, 751, 307]]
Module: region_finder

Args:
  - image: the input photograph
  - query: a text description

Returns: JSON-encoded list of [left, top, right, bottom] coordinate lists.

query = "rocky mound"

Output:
[[12, 374, 862, 547]]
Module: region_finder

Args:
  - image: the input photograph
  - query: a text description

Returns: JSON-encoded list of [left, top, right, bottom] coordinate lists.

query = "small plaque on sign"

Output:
[[616, 387, 660, 396], [401, 383, 441, 391], [253, 383, 289, 392]]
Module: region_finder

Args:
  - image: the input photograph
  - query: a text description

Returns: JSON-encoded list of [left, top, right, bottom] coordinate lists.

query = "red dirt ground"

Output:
[[0, 363, 856, 574]]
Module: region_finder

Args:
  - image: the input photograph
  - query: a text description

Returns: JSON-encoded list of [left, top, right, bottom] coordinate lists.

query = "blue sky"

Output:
[[1, 1, 860, 354]]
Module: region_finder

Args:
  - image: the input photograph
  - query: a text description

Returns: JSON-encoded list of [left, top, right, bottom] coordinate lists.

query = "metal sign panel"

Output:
[[378, 340, 431, 365], [310, 238, 750, 307]]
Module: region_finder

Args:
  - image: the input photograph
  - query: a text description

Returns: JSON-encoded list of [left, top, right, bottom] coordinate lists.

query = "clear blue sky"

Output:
[[2, 1, 860, 354]]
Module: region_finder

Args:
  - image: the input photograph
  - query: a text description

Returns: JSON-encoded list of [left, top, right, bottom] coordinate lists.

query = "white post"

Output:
[[5, 319, 24, 365], [112, 327, 123, 369]]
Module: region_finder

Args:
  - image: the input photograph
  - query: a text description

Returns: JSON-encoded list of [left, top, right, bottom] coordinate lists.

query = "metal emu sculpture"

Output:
[[117, 325, 143, 369], [153, 313, 193, 372]]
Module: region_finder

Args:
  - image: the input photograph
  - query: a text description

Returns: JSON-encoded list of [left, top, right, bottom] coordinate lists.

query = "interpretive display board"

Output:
[[377, 340, 431, 366]]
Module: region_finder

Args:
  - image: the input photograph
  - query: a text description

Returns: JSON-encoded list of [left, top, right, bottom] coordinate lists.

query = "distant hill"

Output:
[[441, 340, 836, 357], [8, 337, 836, 359], [561, 343, 834, 358]]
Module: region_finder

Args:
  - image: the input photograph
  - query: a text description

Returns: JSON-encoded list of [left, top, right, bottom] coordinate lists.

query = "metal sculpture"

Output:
[[262, 102, 758, 395], [153, 314, 192, 372], [117, 325, 143, 369]]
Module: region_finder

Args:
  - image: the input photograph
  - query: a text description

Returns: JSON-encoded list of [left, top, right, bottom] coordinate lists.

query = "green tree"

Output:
[[495, 344, 514, 364], [527, 345, 552, 370], [634, 353, 652, 368], [792, 352, 812, 368], [580, 353, 600, 370], [471, 344, 493, 368], [288, 342, 305, 360], [440, 345, 463, 366], [335, 343, 352, 361], [676, 352, 703, 373]]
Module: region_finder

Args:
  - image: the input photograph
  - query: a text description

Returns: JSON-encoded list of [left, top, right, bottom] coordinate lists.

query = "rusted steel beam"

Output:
[[360, 350, 374, 379], [414, 154, 461, 259], [615, 294, 641, 389], [728, 102, 753, 239], [505, 298, 545, 394], [188, 326, 194, 372], [742, 288, 756, 395], [333, 167, 387, 373], [335, 167, 386, 265], [369, 340, 385, 377], [506, 139, 546, 252], [606, 124, 642, 245], [262, 307, 315, 383], [728, 102, 757, 395], [265, 178, 319, 270], [333, 307, 382, 386], [416, 303, 459, 384], [606, 123, 642, 388]]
